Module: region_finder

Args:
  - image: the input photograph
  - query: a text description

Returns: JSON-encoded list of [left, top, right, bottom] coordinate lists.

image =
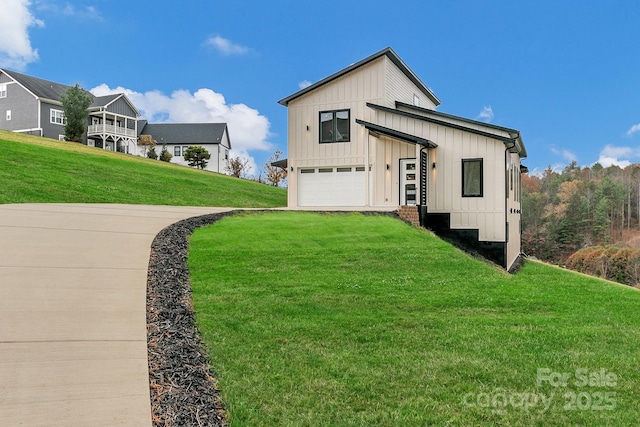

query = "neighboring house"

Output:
[[0, 68, 72, 140], [278, 47, 528, 270], [87, 93, 139, 154], [137, 121, 231, 173], [0, 69, 231, 173], [0, 69, 139, 150]]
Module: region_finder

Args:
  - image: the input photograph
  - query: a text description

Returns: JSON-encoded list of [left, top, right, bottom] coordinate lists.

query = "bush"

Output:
[[147, 147, 158, 160], [159, 145, 172, 162]]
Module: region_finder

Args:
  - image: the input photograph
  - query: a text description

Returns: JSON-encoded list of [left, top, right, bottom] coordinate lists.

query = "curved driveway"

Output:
[[0, 204, 231, 426]]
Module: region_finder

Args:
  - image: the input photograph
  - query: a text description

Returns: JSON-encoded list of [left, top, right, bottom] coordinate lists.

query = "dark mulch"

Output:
[[146, 211, 234, 427]]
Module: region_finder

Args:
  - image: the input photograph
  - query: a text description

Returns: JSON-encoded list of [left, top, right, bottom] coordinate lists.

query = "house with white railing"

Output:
[[0, 69, 231, 171]]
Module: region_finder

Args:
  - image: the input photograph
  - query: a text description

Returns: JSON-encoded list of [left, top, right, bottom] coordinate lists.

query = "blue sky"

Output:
[[3, 0, 640, 175]]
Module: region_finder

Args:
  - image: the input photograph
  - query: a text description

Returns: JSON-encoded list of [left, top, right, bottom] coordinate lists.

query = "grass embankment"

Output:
[[190, 212, 640, 426], [0, 131, 286, 207]]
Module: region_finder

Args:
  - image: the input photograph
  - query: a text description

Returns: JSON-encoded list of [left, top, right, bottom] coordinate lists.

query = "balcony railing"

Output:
[[87, 124, 136, 138]]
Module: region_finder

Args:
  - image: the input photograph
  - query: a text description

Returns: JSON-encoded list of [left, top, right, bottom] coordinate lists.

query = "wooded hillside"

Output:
[[522, 161, 640, 286]]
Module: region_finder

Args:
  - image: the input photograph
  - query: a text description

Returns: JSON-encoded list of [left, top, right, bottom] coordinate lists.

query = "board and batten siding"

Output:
[[383, 56, 438, 110], [286, 56, 390, 206], [0, 81, 39, 133], [372, 107, 507, 242], [505, 151, 522, 268], [104, 97, 137, 118]]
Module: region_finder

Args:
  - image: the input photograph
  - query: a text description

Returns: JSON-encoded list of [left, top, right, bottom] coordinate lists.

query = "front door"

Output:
[[400, 158, 417, 205]]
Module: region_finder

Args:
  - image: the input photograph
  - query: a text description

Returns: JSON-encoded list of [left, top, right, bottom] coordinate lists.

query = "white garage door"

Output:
[[298, 166, 366, 207]]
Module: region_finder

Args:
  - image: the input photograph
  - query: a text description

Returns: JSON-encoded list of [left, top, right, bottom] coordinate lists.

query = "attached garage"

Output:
[[297, 166, 366, 207]]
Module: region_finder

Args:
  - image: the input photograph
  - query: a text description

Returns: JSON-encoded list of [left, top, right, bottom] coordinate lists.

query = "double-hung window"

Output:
[[50, 109, 66, 125], [0, 84, 6, 98], [462, 158, 483, 197], [320, 109, 350, 143]]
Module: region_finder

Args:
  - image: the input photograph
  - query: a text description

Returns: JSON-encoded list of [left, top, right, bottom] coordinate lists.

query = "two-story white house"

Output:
[[278, 47, 528, 270]]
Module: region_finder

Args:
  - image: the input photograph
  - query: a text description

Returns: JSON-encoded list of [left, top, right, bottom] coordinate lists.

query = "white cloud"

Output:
[[90, 84, 272, 176], [0, 0, 43, 70], [550, 147, 577, 163], [205, 36, 249, 55], [61, 3, 103, 20], [476, 105, 494, 122], [298, 80, 312, 90], [627, 123, 640, 137], [594, 144, 639, 168]]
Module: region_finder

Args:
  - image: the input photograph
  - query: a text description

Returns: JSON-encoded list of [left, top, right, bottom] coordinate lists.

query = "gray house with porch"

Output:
[[0, 69, 139, 152]]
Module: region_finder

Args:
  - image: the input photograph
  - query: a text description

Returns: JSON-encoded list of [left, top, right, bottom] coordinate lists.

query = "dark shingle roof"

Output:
[[2, 69, 71, 101], [90, 94, 120, 108], [138, 122, 228, 147]]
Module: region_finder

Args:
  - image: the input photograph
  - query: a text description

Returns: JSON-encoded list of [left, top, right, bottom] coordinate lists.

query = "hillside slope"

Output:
[[0, 131, 286, 207]]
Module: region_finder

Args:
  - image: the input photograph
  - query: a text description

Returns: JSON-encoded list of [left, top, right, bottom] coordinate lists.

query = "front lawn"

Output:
[[189, 212, 640, 426]]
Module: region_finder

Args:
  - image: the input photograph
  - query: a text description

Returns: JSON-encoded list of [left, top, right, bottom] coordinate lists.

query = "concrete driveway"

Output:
[[0, 204, 231, 426]]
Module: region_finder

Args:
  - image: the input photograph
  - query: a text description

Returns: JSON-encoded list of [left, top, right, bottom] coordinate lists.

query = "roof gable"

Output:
[[0, 69, 70, 101], [278, 47, 441, 107], [90, 93, 140, 117]]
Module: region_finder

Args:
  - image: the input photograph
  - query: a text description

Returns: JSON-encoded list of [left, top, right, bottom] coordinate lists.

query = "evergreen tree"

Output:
[[60, 84, 93, 142], [183, 145, 211, 169]]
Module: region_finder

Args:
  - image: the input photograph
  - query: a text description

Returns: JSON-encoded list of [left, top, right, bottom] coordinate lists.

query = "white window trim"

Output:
[[50, 109, 66, 125], [6, 110, 11, 121], [0, 83, 6, 98]]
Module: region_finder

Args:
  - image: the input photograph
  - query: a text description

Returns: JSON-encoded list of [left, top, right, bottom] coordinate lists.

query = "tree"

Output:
[[138, 134, 157, 157], [225, 155, 250, 178], [263, 149, 288, 187], [147, 146, 158, 160], [60, 84, 93, 142], [183, 145, 211, 169], [159, 144, 172, 162]]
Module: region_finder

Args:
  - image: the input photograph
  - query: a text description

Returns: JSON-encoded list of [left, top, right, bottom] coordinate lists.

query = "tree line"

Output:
[[522, 161, 640, 285]]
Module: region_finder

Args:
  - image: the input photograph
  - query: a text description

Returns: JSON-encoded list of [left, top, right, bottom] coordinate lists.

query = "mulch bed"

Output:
[[146, 211, 234, 427]]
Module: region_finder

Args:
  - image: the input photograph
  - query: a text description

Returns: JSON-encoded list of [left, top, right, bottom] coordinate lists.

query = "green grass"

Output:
[[189, 212, 640, 426], [0, 130, 286, 207]]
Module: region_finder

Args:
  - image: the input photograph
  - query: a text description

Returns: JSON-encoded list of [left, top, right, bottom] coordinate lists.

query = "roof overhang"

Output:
[[355, 119, 437, 148], [278, 47, 441, 107], [368, 103, 527, 158], [271, 159, 288, 169]]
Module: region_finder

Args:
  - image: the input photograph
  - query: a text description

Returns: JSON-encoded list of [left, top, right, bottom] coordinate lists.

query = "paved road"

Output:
[[0, 204, 231, 426]]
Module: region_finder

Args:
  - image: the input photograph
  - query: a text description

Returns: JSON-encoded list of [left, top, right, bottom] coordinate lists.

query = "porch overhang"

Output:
[[271, 159, 288, 169], [355, 119, 437, 148]]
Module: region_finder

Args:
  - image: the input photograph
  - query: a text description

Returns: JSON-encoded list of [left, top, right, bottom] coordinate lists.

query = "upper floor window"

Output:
[[0, 84, 6, 98], [462, 158, 483, 197], [50, 109, 66, 125], [320, 109, 350, 143]]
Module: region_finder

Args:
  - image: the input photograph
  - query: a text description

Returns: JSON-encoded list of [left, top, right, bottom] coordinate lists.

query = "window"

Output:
[[462, 158, 483, 197], [413, 94, 420, 106], [174, 146, 181, 156], [6, 110, 11, 121], [50, 109, 66, 125], [320, 109, 350, 143], [0, 84, 6, 98]]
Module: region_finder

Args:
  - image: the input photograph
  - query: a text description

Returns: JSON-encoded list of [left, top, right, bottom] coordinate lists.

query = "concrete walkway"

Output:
[[0, 204, 231, 426]]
